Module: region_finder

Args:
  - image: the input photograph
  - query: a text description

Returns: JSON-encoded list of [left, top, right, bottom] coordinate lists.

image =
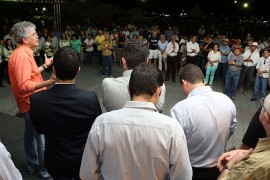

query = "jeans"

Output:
[[85, 51, 93, 64], [252, 76, 268, 99], [238, 65, 256, 90], [225, 70, 241, 97], [102, 55, 112, 76], [23, 112, 46, 173], [205, 64, 218, 85]]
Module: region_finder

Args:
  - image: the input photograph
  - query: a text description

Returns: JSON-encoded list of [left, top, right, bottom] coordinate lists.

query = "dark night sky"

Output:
[[99, 0, 270, 19]]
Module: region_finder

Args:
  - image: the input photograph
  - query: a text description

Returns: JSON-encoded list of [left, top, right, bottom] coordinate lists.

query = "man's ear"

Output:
[[77, 67, 81, 74], [262, 110, 270, 125]]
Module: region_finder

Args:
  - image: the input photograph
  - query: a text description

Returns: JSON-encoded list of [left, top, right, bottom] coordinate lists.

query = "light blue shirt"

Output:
[[80, 101, 192, 180], [171, 86, 237, 167], [158, 40, 168, 51], [219, 45, 231, 63]]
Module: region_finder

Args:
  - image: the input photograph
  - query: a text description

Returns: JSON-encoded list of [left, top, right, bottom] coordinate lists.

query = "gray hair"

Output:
[[12, 21, 36, 44]]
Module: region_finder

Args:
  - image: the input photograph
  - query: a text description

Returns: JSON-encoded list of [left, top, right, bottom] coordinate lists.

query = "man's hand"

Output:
[[49, 73, 56, 85], [217, 148, 253, 172]]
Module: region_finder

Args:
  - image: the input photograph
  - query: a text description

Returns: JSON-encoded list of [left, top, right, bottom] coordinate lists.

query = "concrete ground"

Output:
[[0, 57, 261, 179]]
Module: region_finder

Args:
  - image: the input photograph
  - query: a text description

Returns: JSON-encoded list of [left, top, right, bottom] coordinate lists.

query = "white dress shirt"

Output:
[[243, 49, 260, 67], [102, 70, 166, 112], [256, 56, 270, 78], [80, 101, 192, 180], [0, 141, 22, 180], [165, 41, 179, 57], [171, 86, 237, 167], [186, 41, 200, 57]]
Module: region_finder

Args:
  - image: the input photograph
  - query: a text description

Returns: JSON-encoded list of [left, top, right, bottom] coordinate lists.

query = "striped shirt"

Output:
[[0, 141, 22, 180], [225, 137, 270, 179]]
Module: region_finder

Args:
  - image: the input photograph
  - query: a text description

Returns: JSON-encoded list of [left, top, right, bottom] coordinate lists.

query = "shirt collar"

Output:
[[253, 137, 270, 153], [188, 86, 212, 98], [122, 70, 133, 77], [123, 101, 157, 112]]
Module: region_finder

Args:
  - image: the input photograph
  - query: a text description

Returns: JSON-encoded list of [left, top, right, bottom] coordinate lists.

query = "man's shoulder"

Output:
[[102, 76, 129, 87]]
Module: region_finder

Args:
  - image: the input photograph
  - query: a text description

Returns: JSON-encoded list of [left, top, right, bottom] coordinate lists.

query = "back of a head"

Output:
[[12, 21, 36, 44], [129, 64, 163, 99], [122, 39, 148, 69], [53, 46, 80, 81], [179, 64, 204, 84]]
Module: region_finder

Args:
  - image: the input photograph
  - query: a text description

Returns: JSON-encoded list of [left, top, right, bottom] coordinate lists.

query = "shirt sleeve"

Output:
[[80, 124, 100, 180], [169, 123, 192, 180], [0, 142, 22, 180], [155, 83, 166, 113], [11, 52, 37, 93], [242, 106, 266, 148]]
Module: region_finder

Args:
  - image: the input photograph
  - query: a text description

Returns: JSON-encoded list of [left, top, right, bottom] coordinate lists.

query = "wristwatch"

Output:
[[223, 165, 231, 171], [42, 64, 47, 70]]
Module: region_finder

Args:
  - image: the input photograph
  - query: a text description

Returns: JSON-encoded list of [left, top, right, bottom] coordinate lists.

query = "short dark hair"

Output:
[[129, 64, 163, 99], [53, 46, 80, 80], [179, 64, 204, 84], [122, 39, 148, 69]]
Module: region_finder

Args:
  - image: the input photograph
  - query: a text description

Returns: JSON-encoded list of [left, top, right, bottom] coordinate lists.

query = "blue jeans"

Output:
[[252, 76, 268, 99], [225, 70, 241, 97], [205, 64, 218, 85], [23, 112, 46, 173], [85, 51, 93, 64], [102, 55, 112, 76]]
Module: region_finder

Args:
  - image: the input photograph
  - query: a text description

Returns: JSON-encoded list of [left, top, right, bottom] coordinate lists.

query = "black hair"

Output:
[[129, 63, 163, 99], [179, 64, 204, 85], [122, 39, 148, 69], [53, 46, 80, 80]]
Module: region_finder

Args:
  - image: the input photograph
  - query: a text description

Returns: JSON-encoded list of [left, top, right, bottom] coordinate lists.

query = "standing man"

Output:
[[148, 30, 159, 65], [30, 46, 102, 179], [216, 38, 230, 83], [171, 64, 237, 180], [8, 21, 54, 179], [186, 36, 200, 66], [95, 29, 105, 68], [250, 48, 270, 101], [165, 35, 179, 82], [80, 64, 192, 180], [238, 42, 260, 93], [102, 39, 166, 113]]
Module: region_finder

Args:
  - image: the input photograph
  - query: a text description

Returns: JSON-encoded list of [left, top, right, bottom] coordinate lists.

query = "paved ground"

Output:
[[0, 56, 262, 179]]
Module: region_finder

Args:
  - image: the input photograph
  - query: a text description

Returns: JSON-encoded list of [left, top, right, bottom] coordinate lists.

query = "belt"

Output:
[[192, 166, 219, 173]]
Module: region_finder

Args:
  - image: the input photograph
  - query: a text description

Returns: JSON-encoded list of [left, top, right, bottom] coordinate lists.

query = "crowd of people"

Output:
[[1, 20, 270, 180]]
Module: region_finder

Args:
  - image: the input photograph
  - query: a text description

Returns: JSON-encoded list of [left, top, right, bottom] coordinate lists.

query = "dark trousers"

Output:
[[53, 176, 80, 180], [3, 61, 9, 83], [192, 166, 220, 180], [215, 62, 228, 83], [166, 55, 177, 80], [238, 65, 256, 90], [0, 62, 4, 86], [97, 50, 103, 67], [187, 55, 200, 67]]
